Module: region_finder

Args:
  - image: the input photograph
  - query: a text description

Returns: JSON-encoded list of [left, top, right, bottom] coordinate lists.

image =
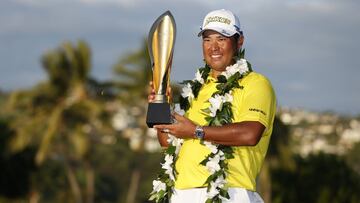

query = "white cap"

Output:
[[198, 9, 242, 37]]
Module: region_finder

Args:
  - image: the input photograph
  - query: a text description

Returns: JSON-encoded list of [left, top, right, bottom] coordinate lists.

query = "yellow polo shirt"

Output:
[[174, 71, 276, 191]]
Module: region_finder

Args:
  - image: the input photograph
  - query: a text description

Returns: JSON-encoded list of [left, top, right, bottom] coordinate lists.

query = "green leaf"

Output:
[[200, 64, 211, 80], [217, 75, 227, 83], [213, 117, 222, 126], [166, 145, 176, 154], [179, 95, 190, 111], [202, 108, 211, 114], [219, 188, 229, 198], [205, 116, 213, 123], [148, 193, 157, 201], [215, 83, 225, 91], [200, 154, 212, 166], [205, 199, 213, 203], [247, 61, 252, 72], [204, 173, 216, 184]]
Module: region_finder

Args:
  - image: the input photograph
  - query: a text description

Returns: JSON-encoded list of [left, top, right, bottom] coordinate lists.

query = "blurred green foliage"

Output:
[[271, 153, 360, 203], [0, 40, 359, 203]]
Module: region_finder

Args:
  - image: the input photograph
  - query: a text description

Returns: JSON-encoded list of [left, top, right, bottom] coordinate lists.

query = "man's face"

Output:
[[202, 30, 240, 77]]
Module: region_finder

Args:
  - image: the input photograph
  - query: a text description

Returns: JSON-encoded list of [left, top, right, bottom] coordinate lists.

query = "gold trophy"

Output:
[[146, 11, 176, 128]]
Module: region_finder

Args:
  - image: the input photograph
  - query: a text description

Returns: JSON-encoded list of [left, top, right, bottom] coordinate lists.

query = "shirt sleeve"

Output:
[[232, 74, 276, 131]]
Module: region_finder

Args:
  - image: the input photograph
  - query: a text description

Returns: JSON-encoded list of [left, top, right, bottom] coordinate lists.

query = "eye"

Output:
[[203, 38, 210, 42]]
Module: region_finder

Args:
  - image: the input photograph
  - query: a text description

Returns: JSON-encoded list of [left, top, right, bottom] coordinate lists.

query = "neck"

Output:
[[210, 70, 222, 78]]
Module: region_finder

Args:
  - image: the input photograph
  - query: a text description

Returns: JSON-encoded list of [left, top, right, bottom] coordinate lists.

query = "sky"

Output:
[[0, 0, 359, 115]]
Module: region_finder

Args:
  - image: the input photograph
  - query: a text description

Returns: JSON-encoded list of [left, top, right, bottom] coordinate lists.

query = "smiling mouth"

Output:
[[211, 54, 222, 59]]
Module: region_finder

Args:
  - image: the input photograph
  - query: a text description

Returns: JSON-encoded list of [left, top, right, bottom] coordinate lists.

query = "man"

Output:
[[149, 9, 276, 203]]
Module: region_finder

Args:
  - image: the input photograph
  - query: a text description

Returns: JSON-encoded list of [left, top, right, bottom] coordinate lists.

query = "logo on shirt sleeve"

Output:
[[249, 108, 266, 116]]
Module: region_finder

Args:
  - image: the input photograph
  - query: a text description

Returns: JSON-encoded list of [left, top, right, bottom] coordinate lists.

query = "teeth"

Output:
[[211, 55, 221, 58]]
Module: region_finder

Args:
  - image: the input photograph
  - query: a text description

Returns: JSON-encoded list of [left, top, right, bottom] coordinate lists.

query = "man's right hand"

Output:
[[147, 81, 172, 103], [148, 81, 156, 103]]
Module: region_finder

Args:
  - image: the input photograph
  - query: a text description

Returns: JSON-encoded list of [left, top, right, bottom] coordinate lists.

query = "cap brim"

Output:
[[197, 27, 237, 37]]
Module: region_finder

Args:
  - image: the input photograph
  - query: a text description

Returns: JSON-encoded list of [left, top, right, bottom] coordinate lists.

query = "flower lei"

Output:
[[150, 50, 252, 203]]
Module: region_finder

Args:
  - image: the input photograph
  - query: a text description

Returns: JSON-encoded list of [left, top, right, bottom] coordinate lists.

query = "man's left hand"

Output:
[[153, 113, 196, 139]]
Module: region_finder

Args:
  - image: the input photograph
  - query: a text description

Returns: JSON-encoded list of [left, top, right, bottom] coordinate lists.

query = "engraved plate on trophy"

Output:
[[146, 11, 176, 128]]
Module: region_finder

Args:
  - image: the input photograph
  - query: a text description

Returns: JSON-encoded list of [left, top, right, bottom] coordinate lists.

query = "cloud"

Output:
[[13, 0, 51, 6], [1, 0, 360, 114], [286, 82, 309, 92], [77, 0, 140, 7], [287, 0, 337, 12]]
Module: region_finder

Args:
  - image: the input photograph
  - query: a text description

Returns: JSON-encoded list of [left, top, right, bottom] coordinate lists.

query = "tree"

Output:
[[113, 39, 152, 103], [5, 40, 113, 203], [112, 39, 153, 203], [0, 117, 36, 200], [258, 116, 296, 203], [271, 153, 360, 203]]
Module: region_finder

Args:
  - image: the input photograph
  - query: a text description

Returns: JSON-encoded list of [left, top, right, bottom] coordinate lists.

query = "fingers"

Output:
[[148, 81, 155, 102], [154, 124, 173, 129], [166, 86, 172, 96], [148, 94, 155, 102], [154, 124, 173, 134], [166, 86, 172, 103], [149, 81, 172, 103], [160, 128, 170, 133], [172, 112, 185, 121]]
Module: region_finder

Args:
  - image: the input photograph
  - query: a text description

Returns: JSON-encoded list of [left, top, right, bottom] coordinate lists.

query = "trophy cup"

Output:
[[146, 11, 176, 128]]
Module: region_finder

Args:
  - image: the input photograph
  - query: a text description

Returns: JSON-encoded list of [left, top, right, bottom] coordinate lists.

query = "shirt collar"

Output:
[[206, 70, 219, 83], [206, 75, 217, 83]]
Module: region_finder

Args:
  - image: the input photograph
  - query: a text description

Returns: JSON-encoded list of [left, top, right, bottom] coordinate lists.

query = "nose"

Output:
[[210, 41, 220, 51]]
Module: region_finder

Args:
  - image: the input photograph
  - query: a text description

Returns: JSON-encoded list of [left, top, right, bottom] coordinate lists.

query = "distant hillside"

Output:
[[277, 107, 360, 157]]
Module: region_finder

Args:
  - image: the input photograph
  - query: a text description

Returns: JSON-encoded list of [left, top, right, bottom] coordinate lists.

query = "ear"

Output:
[[237, 35, 244, 49]]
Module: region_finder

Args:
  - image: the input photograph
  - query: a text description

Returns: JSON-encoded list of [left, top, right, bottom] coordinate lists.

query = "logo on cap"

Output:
[[204, 16, 231, 26]]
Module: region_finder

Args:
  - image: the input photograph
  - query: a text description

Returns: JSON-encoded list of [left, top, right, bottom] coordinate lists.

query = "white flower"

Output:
[[165, 168, 175, 181], [167, 134, 176, 144], [223, 92, 233, 103], [209, 95, 223, 117], [204, 141, 218, 154], [214, 175, 226, 189], [167, 134, 184, 155], [206, 175, 228, 199], [237, 59, 249, 74], [152, 180, 166, 192], [206, 182, 220, 199], [205, 154, 221, 174], [181, 83, 194, 100], [210, 95, 223, 109], [218, 150, 225, 160], [221, 59, 249, 79], [162, 154, 175, 180], [220, 71, 230, 79], [195, 70, 204, 84], [173, 103, 185, 116], [226, 63, 239, 77], [162, 154, 173, 170]]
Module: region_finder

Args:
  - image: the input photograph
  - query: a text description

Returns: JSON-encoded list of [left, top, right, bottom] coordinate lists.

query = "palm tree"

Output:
[[112, 39, 152, 203], [113, 39, 152, 102], [5, 40, 111, 203]]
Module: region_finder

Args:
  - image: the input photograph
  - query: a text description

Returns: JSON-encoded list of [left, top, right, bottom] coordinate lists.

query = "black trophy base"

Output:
[[146, 103, 172, 128]]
